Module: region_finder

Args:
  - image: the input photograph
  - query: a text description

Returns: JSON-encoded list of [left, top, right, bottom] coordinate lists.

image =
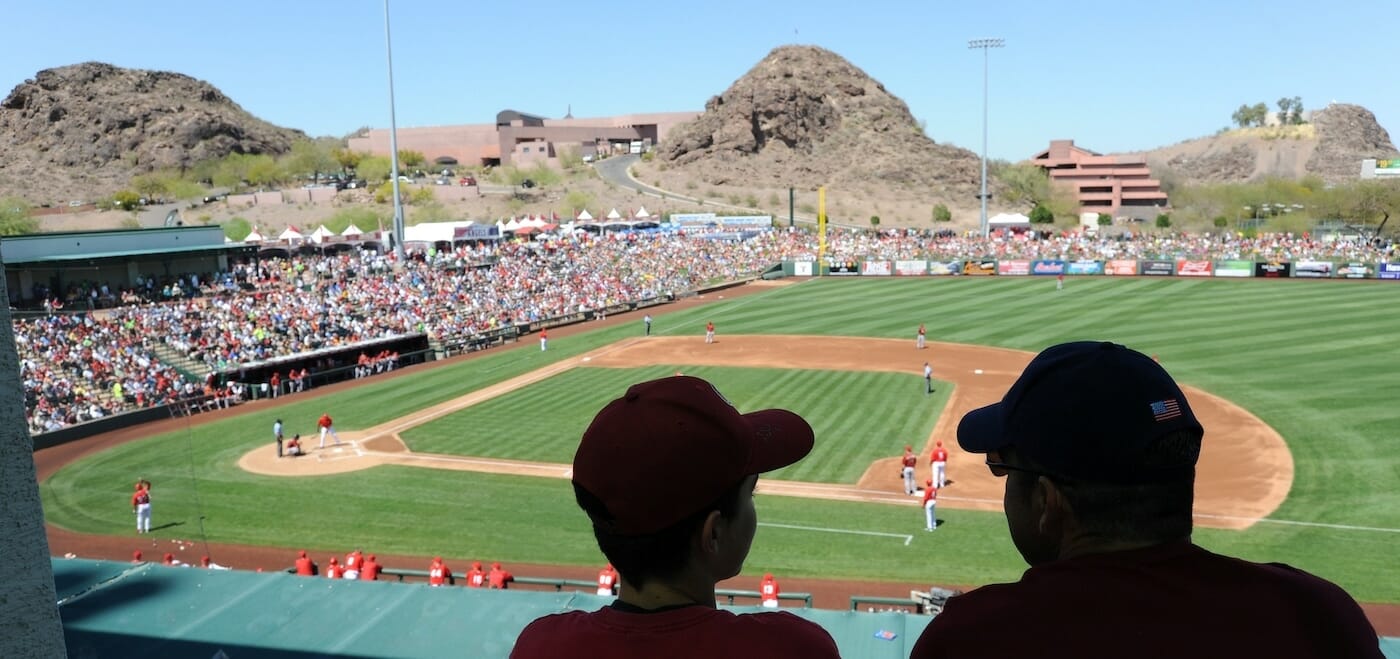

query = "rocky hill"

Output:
[[656, 45, 982, 196], [1132, 103, 1399, 185], [0, 62, 305, 204]]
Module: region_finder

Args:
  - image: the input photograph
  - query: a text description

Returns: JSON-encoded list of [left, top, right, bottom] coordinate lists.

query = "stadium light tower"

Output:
[[384, 0, 406, 261], [969, 38, 1004, 239]]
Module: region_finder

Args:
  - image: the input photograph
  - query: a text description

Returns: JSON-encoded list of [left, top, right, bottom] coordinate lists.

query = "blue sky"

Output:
[[5, 1, 1395, 161]]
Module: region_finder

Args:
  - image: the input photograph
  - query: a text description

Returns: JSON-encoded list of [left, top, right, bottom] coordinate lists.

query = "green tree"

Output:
[[397, 150, 426, 170], [1250, 102, 1268, 127], [244, 155, 285, 187], [1232, 104, 1252, 128], [112, 190, 141, 211], [1098, 213, 1113, 227], [1155, 213, 1172, 229], [222, 217, 252, 241], [564, 190, 595, 216], [0, 196, 38, 235], [332, 148, 365, 174], [933, 204, 952, 222], [1289, 96, 1305, 125], [1029, 203, 1054, 224], [997, 163, 1051, 210], [1213, 216, 1228, 228], [131, 174, 167, 198], [1277, 97, 1293, 124], [284, 139, 337, 182], [869, 215, 881, 230]]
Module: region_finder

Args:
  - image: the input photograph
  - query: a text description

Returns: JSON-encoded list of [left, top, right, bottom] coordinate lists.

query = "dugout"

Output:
[[1, 226, 255, 309], [216, 333, 433, 394]]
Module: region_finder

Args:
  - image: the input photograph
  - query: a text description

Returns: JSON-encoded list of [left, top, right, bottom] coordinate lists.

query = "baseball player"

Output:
[[705, 321, 716, 344], [597, 563, 619, 596], [488, 562, 514, 589], [344, 549, 364, 580], [317, 413, 341, 448], [924, 362, 934, 395], [922, 479, 938, 531], [540, 328, 548, 351], [917, 323, 927, 349], [428, 556, 451, 586], [465, 561, 487, 588], [131, 479, 152, 534], [643, 314, 653, 336], [1057, 272, 1065, 290], [901, 445, 918, 495], [274, 418, 284, 458], [931, 440, 949, 489], [760, 573, 781, 608], [361, 554, 382, 581], [325, 556, 344, 579], [295, 550, 318, 576]]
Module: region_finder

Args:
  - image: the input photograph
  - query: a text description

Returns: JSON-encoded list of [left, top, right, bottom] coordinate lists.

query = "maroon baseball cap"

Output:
[[573, 375, 814, 535]]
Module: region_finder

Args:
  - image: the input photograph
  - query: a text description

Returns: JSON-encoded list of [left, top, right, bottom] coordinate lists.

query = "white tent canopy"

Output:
[[576, 209, 594, 221], [404, 220, 476, 244], [341, 224, 364, 237], [504, 218, 522, 231], [606, 208, 622, 220], [634, 206, 651, 219], [278, 226, 305, 243], [309, 225, 335, 244], [988, 212, 1031, 227], [244, 228, 264, 243]]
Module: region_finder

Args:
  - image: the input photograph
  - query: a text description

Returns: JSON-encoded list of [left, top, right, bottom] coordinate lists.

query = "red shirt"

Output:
[[488, 566, 513, 589], [429, 560, 451, 586], [902, 453, 917, 469], [922, 487, 937, 507], [295, 556, 316, 576], [597, 568, 618, 593], [760, 577, 780, 603], [511, 606, 839, 658], [345, 550, 362, 571], [706, 322, 715, 332], [466, 568, 486, 588], [910, 541, 1382, 659], [318, 415, 332, 429], [931, 447, 948, 463], [360, 559, 381, 581], [131, 488, 150, 507], [918, 325, 926, 336], [326, 563, 344, 579]]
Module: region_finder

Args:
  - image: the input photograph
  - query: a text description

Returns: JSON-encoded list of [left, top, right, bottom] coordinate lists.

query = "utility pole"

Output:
[[384, 0, 406, 261], [969, 38, 1004, 239]]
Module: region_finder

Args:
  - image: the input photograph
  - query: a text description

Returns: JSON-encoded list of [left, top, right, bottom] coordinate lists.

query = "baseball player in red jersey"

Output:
[[922, 479, 938, 531], [597, 563, 619, 596], [361, 554, 382, 581], [465, 561, 487, 588], [131, 480, 152, 534], [317, 413, 341, 448], [540, 328, 548, 351], [931, 441, 949, 489], [429, 556, 451, 587], [705, 321, 716, 344], [344, 549, 364, 580], [325, 557, 344, 579], [488, 562, 514, 589], [295, 550, 317, 576], [760, 573, 782, 608], [917, 323, 927, 349], [901, 445, 918, 495]]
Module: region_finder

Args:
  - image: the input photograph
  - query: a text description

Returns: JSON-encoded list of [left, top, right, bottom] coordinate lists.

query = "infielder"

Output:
[[317, 413, 341, 448], [705, 321, 716, 344], [917, 323, 927, 349], [540, 328, 548, 351], [132, 480, 152, 534], [931, 440, 949, 489], [922, 479, 937, 531], [901, 445, 918, 495], [924, 362, 934, 395]]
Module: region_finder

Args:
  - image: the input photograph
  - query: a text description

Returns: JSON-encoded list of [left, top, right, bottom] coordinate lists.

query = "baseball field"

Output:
[[38, 276, 1400, 606]]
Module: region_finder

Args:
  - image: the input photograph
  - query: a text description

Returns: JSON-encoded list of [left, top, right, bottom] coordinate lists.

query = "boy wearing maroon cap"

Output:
[[911, 341, 1381, 659], [511, 376, 838, 658]]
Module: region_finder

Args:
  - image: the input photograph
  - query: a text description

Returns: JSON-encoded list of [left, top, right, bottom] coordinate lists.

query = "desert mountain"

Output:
[[0, 62, 305, 204], [1131, 103, 1398, 185], [658, 45, 982, 196]]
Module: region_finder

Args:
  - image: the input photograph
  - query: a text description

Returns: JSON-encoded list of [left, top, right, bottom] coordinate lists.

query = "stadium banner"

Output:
[[929, 260, 961, 276], [827, 260, 861, 276], [1213, 260, 1254, 278], [1338, 262, 1372, 279], [1141, 260, 1174, 276], [714, 215, 773, 227], [1379, 263, 1400, 280], [1066, 260, 1105, 275], [1293, 260, 1334, 278], [669, 212, 718, 226], [894, 260, 928, 276], [1175, 260, 1213, 277], [794, 261, 814, 277], [997, 260, 1032, 276], [1032, 260, 1066, 275], [962, 259, 997, 276], [862, 260, 893, 276], [1104, 259, 1139, 276], [1255, 261, 1292, 278]]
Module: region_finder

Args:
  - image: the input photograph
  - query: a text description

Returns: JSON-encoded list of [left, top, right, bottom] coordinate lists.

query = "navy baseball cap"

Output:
[[573, 375, 814, 535], [957, 341, 1204, 483]]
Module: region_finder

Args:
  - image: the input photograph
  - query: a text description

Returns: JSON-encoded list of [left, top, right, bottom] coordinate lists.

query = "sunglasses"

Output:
[[985, 453, 1067, 481]]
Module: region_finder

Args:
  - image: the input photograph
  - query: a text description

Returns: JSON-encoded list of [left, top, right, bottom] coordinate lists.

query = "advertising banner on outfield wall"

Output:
[[1105, 260, 1139, 276], [1213, 260, 1254, 277], [794, 261, 814, 277], [1032, 260, 1066, 275], [1255, 261, 1292, 277], [1293, 260, 1334, 278], [929, 261, 962, 276], [1066, 260, 1105, 275], [1176, 260, 1213, 277], [962, 259, 997, 276], [895, 260, 927, 276], [670, 213, 717, 226], [1141, 260, 1174, 276], [998, 260, 1032, 276], [1338, 263, 1372, 279], [828, 260, 860, 275], [1379, 263, 1400, 280], [862, 260, 893, 276]]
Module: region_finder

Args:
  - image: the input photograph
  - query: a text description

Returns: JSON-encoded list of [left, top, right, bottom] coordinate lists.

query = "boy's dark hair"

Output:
[[574, 479, 746, 591]]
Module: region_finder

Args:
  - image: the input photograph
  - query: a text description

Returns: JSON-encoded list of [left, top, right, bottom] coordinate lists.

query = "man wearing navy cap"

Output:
[[511, 375, 838, 658], [911, 341, 1381, 659]]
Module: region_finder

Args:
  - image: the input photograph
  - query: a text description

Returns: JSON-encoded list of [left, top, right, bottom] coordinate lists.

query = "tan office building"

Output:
[[1031, 140, 1169, 219]]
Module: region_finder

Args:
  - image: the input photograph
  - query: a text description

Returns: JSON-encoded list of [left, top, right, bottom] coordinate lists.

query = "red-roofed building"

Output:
[[1031, 140, 1169, 220]]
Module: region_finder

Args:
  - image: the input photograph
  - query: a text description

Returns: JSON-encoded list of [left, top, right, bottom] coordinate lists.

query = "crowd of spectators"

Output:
[[14, 226, 1399, 434]]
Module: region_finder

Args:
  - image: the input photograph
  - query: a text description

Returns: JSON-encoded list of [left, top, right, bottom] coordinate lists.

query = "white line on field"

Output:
[[1194, 513, 1400, 534], [759, 522, 915, 546]]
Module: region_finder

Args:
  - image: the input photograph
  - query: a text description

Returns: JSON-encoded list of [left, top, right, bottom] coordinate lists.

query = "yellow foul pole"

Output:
[[817, 186, 827, 274]]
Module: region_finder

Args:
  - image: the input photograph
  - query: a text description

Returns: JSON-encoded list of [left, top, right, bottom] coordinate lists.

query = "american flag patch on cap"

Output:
[[1150, 399, 1182, 421]]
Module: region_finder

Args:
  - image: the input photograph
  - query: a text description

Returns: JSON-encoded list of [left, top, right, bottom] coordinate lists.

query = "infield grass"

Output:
[[41, 277, 1400, 601]]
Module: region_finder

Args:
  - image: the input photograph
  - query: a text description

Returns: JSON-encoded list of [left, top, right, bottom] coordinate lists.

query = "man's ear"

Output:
[[1037, 477, 1066, 535], [698, 510, 723, 555]]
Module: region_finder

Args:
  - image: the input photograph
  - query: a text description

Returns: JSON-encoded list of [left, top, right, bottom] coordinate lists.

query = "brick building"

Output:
[[1031, 140, 1169, 220]]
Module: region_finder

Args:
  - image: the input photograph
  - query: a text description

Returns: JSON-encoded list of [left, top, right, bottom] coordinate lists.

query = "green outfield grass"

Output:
[[40, 277, 1400, 602]]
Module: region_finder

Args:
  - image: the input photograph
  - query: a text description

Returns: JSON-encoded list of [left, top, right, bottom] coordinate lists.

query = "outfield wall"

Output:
[[783, 259, 1400, 279]]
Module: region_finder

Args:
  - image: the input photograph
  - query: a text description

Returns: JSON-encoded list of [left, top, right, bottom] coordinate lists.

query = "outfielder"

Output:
[[931, 440, 949, 489], [132, 480, 152, 534], [901, 445, 918, 495], [922, 479, 937, 531], [705, 321, 716, 344], [540, 328, 548, 351]]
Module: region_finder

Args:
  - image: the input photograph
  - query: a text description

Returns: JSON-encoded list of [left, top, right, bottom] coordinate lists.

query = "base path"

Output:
[[238, 336, 1293, 530]]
